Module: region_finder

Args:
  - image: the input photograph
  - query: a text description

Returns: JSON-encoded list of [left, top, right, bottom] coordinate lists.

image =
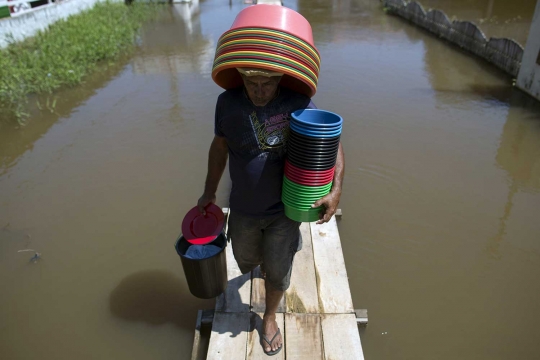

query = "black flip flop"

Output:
[[262, 328, 282, 356]]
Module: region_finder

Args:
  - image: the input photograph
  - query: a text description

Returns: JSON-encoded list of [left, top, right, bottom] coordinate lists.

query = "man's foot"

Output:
[[262, 314, 282, 355]]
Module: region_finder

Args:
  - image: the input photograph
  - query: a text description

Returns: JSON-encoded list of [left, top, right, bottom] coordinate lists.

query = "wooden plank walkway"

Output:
[[204, 216, 365, 359]]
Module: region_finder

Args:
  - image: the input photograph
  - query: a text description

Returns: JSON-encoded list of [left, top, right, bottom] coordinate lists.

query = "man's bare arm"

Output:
[[312, 142, 344, 224], [197, 135, 228, 214]]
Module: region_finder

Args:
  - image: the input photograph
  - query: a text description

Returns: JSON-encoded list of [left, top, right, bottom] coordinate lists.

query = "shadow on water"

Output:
[[108, 270, 261, 338], [109, 269, 214, 330]]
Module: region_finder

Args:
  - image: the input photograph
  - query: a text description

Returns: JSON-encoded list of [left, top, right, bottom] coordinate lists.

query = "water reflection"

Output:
[[420, 0, 535, 44], [488, 93, 540, 257], [418, 17, 515, 103], [416, 5, 540, 257], [297, 0, 384, 43], [0, 59, 130, 177], [133, 2, 214, 76], [496, 95, 540, 192]]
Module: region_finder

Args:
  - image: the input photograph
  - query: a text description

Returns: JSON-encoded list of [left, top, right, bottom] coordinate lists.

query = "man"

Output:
[[197, 67, 344, 355]]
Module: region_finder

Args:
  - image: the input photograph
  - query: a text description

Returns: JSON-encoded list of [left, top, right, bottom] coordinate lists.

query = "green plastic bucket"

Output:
[[284, 204, 322, 222], [283, 177, 333, 193], [282, 193, 327, 210], [282, 189, 328, 205]]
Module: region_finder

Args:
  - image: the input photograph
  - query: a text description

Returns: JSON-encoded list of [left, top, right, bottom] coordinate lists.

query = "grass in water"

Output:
[[0, 1, 162, 122]]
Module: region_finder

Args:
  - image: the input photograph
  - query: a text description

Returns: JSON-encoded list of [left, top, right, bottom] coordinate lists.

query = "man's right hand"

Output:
[[197, 193, 216, 215], [198, 136, 228, 215]]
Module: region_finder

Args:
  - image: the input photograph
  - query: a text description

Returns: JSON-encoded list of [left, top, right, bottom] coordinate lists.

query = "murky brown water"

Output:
[[418, 0, 536, 45], [1, 0, 540, 359]]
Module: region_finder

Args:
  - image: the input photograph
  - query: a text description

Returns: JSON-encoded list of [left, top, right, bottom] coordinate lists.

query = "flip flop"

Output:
[[262, 328, 282, 356]]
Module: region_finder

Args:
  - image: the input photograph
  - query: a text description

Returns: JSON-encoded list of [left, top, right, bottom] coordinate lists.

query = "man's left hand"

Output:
[[312, 191, 341, 224]]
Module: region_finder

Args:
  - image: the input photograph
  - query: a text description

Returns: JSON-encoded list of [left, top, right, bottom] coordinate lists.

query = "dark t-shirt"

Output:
[[214, 86, 316, 217]]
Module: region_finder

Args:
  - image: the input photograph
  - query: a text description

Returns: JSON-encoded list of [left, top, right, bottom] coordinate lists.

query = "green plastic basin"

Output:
[[284, 204, 322, 222], [283, 177, 332, 193]]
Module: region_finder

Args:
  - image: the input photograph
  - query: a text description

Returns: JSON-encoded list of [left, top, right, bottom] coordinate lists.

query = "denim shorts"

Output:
[[227, 211, 302, 291]]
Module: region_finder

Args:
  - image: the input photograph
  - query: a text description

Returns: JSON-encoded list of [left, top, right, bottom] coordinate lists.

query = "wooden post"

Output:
[[201, 309, 214, 326], [190, 310, 203, 360], [355, 309, 368, 326], [517, 0, 540, 100]]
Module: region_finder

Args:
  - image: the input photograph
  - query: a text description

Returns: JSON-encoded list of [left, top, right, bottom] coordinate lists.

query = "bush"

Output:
[[0, 1, 162, 121]]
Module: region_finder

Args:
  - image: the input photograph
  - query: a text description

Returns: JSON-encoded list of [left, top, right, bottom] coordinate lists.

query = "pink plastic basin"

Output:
[[229, 4, 315, 48], [211, 4, 320, 97]]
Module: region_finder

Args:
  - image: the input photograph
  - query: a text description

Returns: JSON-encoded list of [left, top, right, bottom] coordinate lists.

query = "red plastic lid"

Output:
[[182, 204, 225, 245]]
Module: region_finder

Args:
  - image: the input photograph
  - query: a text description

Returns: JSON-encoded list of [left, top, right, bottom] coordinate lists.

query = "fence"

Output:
[[0, 0, 54, 18], [0, 0, 121, 48], [382, 0, 524, 78]]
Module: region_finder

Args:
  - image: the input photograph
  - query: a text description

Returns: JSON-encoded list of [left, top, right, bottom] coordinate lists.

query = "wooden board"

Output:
[[246, 312, 285, 360], [286, 222, 320, 313], [355, 309, 368, 325], [207, 312, 250, 360], [310, 216, 354, 313], [190, 310, 203, 360], [284, 313, 324, 359], [215, 244, 251, 313], [251, 266, 286, 313], [321, 314, 364, 360], [205, 213, 365, 360]]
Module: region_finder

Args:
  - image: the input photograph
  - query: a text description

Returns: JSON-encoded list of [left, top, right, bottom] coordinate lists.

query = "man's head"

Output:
[[237, 68, 283, 107]]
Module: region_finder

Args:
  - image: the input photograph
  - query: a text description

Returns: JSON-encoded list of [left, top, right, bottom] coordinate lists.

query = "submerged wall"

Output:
[[382, 0, 524, 78], [516, 0, 540, 100], [0, 0, 121, 49]]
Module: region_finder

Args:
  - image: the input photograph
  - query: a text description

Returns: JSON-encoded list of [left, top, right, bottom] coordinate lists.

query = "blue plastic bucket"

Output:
[[291, 109, 343, 128], [290, 123, 342, 137]]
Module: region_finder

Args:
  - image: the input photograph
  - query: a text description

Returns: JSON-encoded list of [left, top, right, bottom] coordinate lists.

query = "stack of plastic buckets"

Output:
[[211, 5, 321, 99], [283, 109, 343, 222]]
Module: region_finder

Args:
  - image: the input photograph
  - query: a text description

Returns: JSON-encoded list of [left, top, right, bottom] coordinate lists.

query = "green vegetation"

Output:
[[0, 1, 162, 122]]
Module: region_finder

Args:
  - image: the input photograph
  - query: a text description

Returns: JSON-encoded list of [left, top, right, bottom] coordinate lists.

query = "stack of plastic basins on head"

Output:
[[211, 4, 321, 98], [283, 109, 343, 222]]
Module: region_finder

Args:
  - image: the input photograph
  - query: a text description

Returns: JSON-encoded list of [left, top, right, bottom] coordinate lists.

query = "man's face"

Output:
[[241, 74, 281, 107]]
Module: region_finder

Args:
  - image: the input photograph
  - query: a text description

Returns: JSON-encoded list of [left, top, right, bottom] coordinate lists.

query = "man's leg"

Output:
[[261, 214, 301, 353], [227, 211, 264, 274], [263, 283, 284, 353]]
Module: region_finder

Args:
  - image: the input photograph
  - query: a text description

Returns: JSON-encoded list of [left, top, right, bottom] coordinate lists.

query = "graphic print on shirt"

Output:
[[249, 111, 290, 151]]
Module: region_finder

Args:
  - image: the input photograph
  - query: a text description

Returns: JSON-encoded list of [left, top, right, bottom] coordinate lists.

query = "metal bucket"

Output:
[[175, 232, 228, 299]]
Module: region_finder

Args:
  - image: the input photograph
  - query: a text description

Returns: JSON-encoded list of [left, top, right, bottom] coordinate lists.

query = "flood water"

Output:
[[1, 0, 540, 359], [419, 0, 536, 45]]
